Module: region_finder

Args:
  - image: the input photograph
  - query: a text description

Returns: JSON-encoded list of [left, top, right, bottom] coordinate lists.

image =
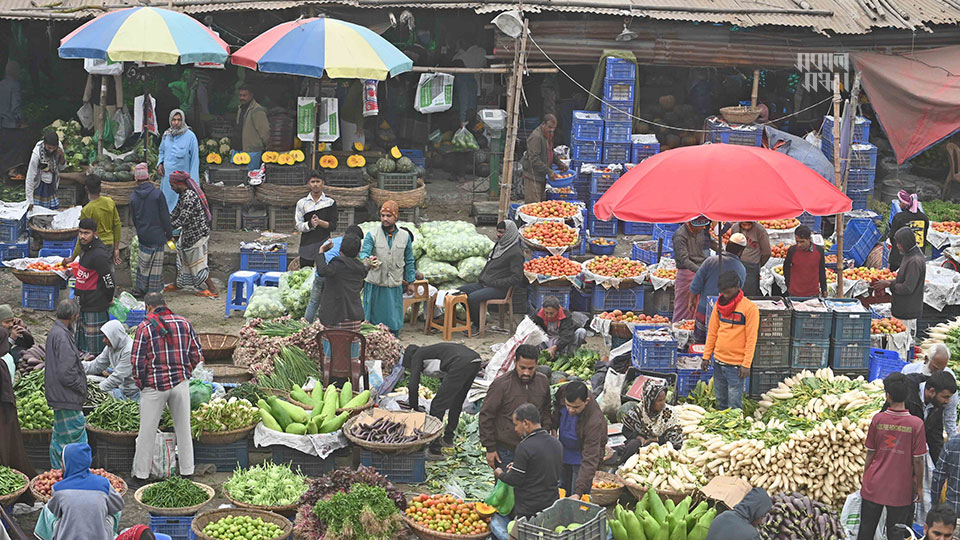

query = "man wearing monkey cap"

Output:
[[359, 201, 416, 333]]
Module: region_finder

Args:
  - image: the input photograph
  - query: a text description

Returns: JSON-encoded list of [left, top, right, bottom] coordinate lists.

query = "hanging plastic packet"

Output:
[[247, 165, 265, 186], [363, 79, 379, 117]]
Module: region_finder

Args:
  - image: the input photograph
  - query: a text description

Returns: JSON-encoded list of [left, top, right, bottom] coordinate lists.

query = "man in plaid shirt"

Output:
[[129, 292, 202, 486]]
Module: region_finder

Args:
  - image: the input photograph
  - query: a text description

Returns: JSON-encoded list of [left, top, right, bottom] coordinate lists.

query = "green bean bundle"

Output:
[[88, 398, 140, 432], [140, 476, 209, 508], [0, 465, 25, 496]]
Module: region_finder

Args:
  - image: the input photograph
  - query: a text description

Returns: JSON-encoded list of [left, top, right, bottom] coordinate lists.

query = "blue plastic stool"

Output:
[[259, 271, 282, 287], [39, 247, 72, 258], [226, 271, 259, 317]]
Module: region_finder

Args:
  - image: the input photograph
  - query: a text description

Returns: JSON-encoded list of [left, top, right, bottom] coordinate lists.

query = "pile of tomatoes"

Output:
[[520, 201, 579, 219], [872, 317, 907, 334], [597, 311, 669, 324], [652, 268, 677, 280], [771, 242, 789, 258], [675, 320, 695, 331], [551, 187, 574, 194], [933, 221, 960, 235], [591, 238, 615, 246], [32, 468, 125, 499], [842, 267, 896, 282], [405, 494, 490, 536], [524, 255, 581, 277], [26, 261, 65, 272], [523, 222, 578, 247], [759, 219, 800, 230], [586, 256, 645, 278]]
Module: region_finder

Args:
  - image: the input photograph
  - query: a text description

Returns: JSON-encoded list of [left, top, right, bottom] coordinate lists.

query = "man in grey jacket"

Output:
[[44, 299, 88, 469], [82, 319, 137, 401], [871, 227, 927, 347], [705, 487, 773, 540]]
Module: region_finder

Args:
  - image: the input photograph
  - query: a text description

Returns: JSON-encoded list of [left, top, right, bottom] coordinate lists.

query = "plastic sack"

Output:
[[363, 80, 379, 117], [414, 73, 454, 114], [426, 234, 494, 263], [279, 268, 314, 319], [150, 432, 177, 478], [412, 234, 425, 259], [451, 127, 480, 151], [113, 107, 132, 149], [457, 256, 486, 282], [598, 368, 627, 417], [77, 102, 94, 131], [107, 298, 131, 323], [245, 287, 286, 320], [189, 379, 213, 409], [129, 235, 139, 286], [420, 220, 476, 239], [417, 256, 458, 283], [840, 490, 885, 540]]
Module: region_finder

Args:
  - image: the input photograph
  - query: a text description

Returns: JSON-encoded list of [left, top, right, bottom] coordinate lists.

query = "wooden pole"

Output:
[[97, 76, 108, 157], [832, 73, 844, 297], [312, 97, 320, 170], [498, 18, 529, 221], [750, 69, 759, 108]]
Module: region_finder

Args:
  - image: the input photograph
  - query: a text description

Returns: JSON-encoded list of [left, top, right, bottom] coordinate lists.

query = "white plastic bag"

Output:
[[150, 432, 177, 478], [363, 79, 379, 117], [598, 369, 627, 417], [414, 73, 454, 114], [77, 102, 94, 131], [840, 490, 885, 540], [482, 316, 547, 382], [113, 107, 133, 149]]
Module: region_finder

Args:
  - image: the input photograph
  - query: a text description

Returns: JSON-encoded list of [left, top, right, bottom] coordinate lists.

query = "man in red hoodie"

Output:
[[783, 225, 827, 297]]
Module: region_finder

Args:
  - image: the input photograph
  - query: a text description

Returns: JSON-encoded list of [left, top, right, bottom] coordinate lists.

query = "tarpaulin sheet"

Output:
[[852, 46, 960, 164]]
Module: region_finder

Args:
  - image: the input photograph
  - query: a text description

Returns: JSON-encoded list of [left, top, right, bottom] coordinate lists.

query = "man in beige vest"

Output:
[[359, 200, 416, 333]]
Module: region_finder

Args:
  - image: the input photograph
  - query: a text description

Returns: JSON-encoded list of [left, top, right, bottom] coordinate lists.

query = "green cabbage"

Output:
[[244, 287, 286, 319], [457, 256, 486, 282], [279, 268, 314, 319], [419, 220, 476, 239], [426, 233, 494, 263], [417, 256, 458, 283]]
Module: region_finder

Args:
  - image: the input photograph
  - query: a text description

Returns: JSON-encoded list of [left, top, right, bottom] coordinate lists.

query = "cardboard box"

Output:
[[699, 476, 753, 512]]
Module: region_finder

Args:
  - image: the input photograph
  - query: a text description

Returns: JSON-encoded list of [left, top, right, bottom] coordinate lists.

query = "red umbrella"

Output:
[[592, 144, 852, 223]]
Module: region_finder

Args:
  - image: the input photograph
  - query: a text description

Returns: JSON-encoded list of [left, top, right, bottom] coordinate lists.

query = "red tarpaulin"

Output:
[[852, 46, 960, 164], [592, 144, 851, 223]]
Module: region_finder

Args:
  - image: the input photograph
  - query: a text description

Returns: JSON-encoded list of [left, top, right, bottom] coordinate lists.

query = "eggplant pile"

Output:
[[349, 417, 430, 444], [759, 493, 845, 540]]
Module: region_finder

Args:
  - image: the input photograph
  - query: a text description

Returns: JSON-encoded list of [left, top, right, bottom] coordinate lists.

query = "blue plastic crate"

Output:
[[588, 239, 616, 255], [508, 203, 522, 220], [704, 117, 762, 147], [0, 215, 26, 243], [822, 115, 871, 143], [603, 80, 635, 102], [571, 111, 604, 142], [791, 339, 831, 369], [22, 283, 58, 311], [677, 367, 713, 398], [868, 348, 907, 381], [240, 245, 287, 272], [849, 188, 871, 210], [400, 149, 426, 169], [789, 297, 833, 340], [193, 439, 250, 471], [149, 515, 193, 540], [570, 286, 592, 312], [0, 241, 28, 266], [603, 122, 632, 144], [831, 340, 871, 370], [571, 140, 603, 162], [605, 58, 636, 81], [843, 218, 881, 267], [622, 222, 654, 235], [846, 168, 876, 192], [603, 143, 631, 164], [360, 449, 427, 484], [528, 284, 571, 312], [126, 309, 146, 327], [601, 101, 634, 123], [631, 142, 660, 163], [653, 223, 681, 249], [546, 189, 578, 202], [631, 330, 678, 370], [589, 170, 620, 194], [588, 215, 618, 237], [822, 143, 878, 169], [43, 238, 77, 251], [592, 285, 644, 312], [631, 240, 672, 264], [797, 212, 822, 232], [37, 247, 71, 259]]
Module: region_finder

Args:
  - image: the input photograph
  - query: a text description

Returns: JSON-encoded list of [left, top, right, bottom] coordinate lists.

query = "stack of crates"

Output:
[[749, 297, 793, 397], [825, 298, 872, 377], [571, 111, 603, 165], [0, 212, 27, 267], [601, 58, 634, 165], [704, 116, 762, 146], [821, 115, 874, 210], [588, 166, 620, 237], [789, 297, 833, 370]]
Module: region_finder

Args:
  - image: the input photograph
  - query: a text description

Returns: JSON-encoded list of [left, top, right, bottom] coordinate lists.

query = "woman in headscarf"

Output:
[[0, 326, 36, 483], [156, 109, 199, 214], [168, 171, 216, 297], [619, 380, 683, 464], [35, 442, 124, 540], [887, 189, 929, 271], [459, 220, 524, 331]]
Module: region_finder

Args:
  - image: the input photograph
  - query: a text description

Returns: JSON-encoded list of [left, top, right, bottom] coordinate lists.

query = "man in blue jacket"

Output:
[[129, 163, 173, 297]]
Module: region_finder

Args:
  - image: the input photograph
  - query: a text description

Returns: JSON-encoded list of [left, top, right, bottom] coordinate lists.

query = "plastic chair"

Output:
[[226, 271, 259, 317], [316, 328, 368, 390], [478, 286, 515, 337], [425, 293, 472, 341], [403, 279, 430, 324], [259, 271, 283, 287], [944, 142, 960, 196]]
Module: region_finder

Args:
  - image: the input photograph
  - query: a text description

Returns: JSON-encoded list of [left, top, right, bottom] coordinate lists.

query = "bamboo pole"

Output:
[[498, 18, 530, 221], [750, 69, 759, 107], [97, 76, 108, 158], [833, 73, 844, 297]]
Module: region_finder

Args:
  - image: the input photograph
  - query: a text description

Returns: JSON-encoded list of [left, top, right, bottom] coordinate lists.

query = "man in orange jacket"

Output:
[[701, 271, 759, 410]]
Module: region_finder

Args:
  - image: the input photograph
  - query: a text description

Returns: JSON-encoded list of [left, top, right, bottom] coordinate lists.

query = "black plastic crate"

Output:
[[752, 338, 791, 369], [750, 297, 792, 339], [325, 168, 365, 188], [398, 207, 420, 225], [57, 184, 79, 207], [24, 436, 51, 471], [529, 284, 571, 313], [265, 164, 308, 186], [208, 166, 248, 185], [359, 449, 426, 484], [91, 437, 135, 475], [212, 203, 242, 232], [749, 369, 792, 398], [268, 205, 297, 232], [193, 439, 250, 472], [833, 368, 870, 381], [831, 341, 871, 370], [826, 298, 871, 341], [378, 172, 419, 191], [518, 498, 606, 540], [790, 339, 831, 370], [789, 297, 833, 341], [335, 207, 356, 234], [270, 445, 335, 477]]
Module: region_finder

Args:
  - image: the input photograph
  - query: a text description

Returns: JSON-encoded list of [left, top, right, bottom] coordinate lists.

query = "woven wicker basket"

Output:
[[58, 172, 86, 185], [719, 106, 761, 125], [134, 481, 215, 516], [28, 216, 79, 241], [0, 470, 29, 507], [100, 181, 138, 203], [210, 364, 252, 384], [369, 179, 426, 209], [12, 270, 66, 286], [86, 423, 138, 444], [222, 487, 301, 516], [589, 471, 624, 506], [623, 479, 691, 505], [198, 333, 238, 364], [191, 508, 292, 540], [255, 184, 310, 206], [204, 183, 255, 205], [402, 514, 491, 540], [343, 410, 443, 454], [20, 428, 52, 444], [194, 422, 257, 445], [325, 184, 369, 207], [30, 470, 126, 503]]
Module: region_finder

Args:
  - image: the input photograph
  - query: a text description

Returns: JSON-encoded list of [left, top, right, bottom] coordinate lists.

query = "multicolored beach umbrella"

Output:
[[232, 17, 413, 80], [59, 7, 229, 65]]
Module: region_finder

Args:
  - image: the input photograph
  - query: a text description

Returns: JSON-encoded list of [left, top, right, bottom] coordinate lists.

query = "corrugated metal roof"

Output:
[[1, 0, 958, 35]]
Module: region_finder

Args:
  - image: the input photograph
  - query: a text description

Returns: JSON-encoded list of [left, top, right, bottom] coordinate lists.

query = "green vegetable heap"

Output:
[[609, 491, 716, 540], [17, 390, 53, 430], [140, 476, 208, 508], [202, 515, 285, 540], [542, 348, 600, 380], [0, 465, 25, 496], [312, 484, 402, 540], [191, 397, 259, 438], [88, 398, 141, 432], [223, 463, 308, 507], [425, 414, 494, 500]]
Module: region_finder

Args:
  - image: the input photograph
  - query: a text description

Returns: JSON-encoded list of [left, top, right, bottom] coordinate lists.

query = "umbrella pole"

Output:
[[312, 96, 320, 170], [97, 75, 108, 158], [832, 73, 844, 298]]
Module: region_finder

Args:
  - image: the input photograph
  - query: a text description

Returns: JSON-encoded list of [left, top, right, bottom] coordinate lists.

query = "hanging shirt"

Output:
[[558, 407, 581, 465]]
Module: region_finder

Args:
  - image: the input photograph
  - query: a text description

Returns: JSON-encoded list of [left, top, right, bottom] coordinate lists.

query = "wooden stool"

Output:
[[425, 293, 472, 341], [403, 279, 430, 324], [478, 286, 515, 337]]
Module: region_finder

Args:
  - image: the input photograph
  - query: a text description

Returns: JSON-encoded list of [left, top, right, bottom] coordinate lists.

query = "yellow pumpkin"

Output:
[[233, 152, 251, 166], [290, 149, 305, 163], [276, 153, 290, 165], [205, 153, 221, 164], [317, 142, 327, 152], [390, 146, 402, 159], [346, 155, 366, 168], [262, 151, 279, 164], [319, 155, 339, 169], [353, 142, 364, 152]]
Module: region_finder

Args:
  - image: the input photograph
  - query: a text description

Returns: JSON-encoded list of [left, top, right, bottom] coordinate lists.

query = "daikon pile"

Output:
[[618, 440, 707, 494]]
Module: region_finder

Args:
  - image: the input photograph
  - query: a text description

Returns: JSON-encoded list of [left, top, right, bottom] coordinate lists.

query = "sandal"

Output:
[[163, 284, 180, 293], [196, 289, 219, 298]]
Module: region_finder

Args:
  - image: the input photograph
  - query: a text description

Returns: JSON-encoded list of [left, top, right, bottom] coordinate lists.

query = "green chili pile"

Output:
[[140, 476, 208, 508], [88, 398, 141, 432], [0, 465, 25, 496]]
